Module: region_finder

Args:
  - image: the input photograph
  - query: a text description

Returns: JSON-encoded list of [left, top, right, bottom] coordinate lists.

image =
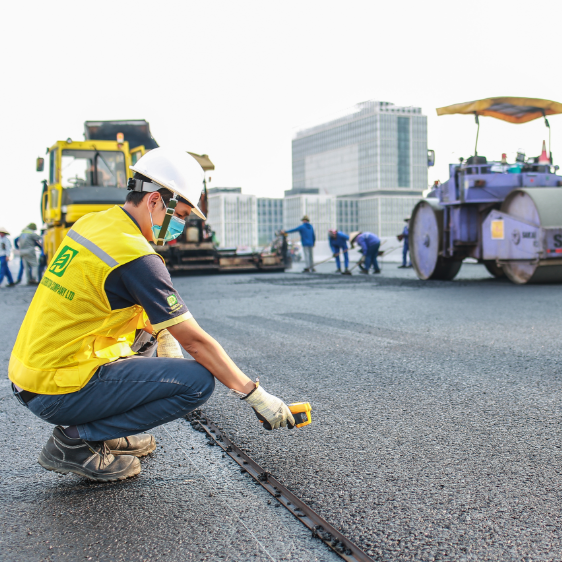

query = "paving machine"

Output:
[[37, 120, 286, 273], [155, 156, 286, 273], [410, 97, 562, 284]]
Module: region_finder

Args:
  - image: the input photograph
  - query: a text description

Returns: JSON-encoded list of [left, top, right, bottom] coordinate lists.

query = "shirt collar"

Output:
[[119, 207, 142, 233]]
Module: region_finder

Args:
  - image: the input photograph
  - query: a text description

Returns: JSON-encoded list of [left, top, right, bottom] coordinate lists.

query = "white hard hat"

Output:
[[0, 226, 9, 235], [349, 231, 361, 245], [130, 148, 206, 219]]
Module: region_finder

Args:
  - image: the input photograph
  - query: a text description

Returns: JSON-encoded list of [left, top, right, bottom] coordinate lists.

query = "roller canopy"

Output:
[[187, 152, 215, 171], [436, 97, 562, 124]]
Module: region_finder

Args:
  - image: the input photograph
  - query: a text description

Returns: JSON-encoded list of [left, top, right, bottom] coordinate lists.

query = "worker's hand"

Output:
[[242, 384, 295, 430], [332, 253, 338, 258], [157, 329, 184, 358]]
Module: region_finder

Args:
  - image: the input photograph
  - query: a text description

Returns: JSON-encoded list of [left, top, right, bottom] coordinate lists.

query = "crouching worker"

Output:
[[8, 148, 294, 483], [328, 229, 351, 274], [350, 231, 381, 274]]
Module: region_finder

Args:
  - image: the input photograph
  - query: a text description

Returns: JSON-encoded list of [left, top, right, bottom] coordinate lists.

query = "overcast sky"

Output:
[[1, 0, 561, 236]]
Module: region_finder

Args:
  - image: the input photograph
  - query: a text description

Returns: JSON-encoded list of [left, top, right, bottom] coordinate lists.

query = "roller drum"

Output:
[[411, 199, 462, 281], [500, 188, 562, 284]]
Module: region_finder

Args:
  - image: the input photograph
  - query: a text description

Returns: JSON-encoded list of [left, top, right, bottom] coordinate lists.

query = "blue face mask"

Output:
[[149, 197, 186, 242], [152, 215, 186, 242]]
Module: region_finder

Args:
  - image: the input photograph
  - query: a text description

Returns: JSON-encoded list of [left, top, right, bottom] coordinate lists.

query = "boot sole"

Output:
[[38, 449, 141, 482], [110, 436, 156, 458]]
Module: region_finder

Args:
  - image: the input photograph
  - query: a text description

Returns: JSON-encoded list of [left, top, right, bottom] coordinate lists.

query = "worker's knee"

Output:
[[177, 362, 215, 408]]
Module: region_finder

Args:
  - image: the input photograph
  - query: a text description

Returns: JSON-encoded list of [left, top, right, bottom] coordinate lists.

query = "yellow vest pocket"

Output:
[[54, 368, 81, 389]]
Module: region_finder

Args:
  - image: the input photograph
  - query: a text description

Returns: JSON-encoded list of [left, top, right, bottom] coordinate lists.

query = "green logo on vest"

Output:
[[49, 245, 79, 277], [167, 294, 178, 307]]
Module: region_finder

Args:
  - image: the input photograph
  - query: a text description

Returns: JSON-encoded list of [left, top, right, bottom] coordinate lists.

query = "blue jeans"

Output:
[[364, 243, 380, 272], [17, 258, 24, 283], [334, 247, 349, 270], [26, 356, 215, 441], [0, 256, 13, 285], [402, 239, 410, 267]]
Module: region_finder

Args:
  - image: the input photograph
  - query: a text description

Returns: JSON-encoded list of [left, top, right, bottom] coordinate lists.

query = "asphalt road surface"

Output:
[[3, 263, 562, 561]]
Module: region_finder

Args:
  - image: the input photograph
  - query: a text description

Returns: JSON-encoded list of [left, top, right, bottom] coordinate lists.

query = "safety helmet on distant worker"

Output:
[[301, 215, 310, 222], [328, 229, 337, 237], [349, 231, 361, 246], [0, 226, 9, 235], [27, 223, 37, 231], [129, 148, 206, 221]]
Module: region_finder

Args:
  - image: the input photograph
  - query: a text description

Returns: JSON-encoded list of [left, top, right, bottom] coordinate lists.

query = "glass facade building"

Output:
[[257, 198, 284, 245], [292, 100, 427, 194], [292, 100, 427, 237], [207, 191, 257, 248]]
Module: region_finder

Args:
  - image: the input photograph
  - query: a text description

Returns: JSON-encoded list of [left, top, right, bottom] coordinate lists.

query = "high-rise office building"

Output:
[[292, 100, 427, 236]]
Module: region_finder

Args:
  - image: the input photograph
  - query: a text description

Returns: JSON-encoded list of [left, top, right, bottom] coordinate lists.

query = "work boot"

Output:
[[27, 280, 38, 285], [373, 269, 381, 274], [6, 283, 16, 287], [398, 265, 407, 269], [335, 268, 341, 274], [359, 269, 368, 275], [311, 268, 316, 273], [38, 426, 140, 482], [342, 269, 352, 275], [302, 268, 310, 273], [106, 434, 156, 457]]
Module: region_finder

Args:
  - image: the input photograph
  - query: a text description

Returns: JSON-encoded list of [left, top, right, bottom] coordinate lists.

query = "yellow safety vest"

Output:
[[9, 206, 162, 395]]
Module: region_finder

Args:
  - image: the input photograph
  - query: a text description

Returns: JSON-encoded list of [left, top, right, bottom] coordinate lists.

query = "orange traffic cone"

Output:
[[539, 140, 550, 164]]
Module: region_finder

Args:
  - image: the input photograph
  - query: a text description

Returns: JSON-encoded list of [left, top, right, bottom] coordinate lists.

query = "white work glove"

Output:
[[156, 329, 184, 358], [242, 383, 295, 430]]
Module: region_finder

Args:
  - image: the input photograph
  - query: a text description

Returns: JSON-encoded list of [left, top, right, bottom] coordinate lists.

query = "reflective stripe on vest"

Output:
[[9, 206, 163, 395], [66, 230, 119, 268]]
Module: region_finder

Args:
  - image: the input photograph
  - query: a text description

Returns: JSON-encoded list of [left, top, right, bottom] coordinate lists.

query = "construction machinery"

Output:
[[37, 120, 156, 261], [410, 97, 562, 284], [37, 121, 286, 273]]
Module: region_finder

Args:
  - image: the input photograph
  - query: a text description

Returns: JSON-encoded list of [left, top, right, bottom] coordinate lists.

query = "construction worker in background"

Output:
[[328, 229, 351, 274], [283, 215, 316, 272], [16, 223, 42, 284], [37, 244, 47, 280], [350, 231, 381, 274], [0, 227, 15, 287], [397, 217, 411, 269], [9, 148, 295, 483], [14, 234, 25, 284]]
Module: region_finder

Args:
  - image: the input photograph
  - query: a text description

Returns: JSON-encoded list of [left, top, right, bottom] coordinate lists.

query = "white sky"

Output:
[[1, 0, 561, 236]]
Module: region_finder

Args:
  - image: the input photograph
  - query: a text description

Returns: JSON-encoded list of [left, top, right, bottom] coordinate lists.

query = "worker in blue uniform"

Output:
[[283, 216, 316, 272], [328, 229, 351, 274], [397, 217, 411, 268], [351, 231, 381, 274]]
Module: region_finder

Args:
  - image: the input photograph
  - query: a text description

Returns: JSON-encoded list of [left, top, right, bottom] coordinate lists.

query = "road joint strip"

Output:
[[185, 410, 375, 562]]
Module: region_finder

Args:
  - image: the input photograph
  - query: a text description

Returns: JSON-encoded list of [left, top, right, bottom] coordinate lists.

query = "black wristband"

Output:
[[241, 384, 258, 400]]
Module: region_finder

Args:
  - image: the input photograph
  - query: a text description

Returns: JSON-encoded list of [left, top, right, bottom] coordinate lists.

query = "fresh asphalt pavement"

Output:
[[0, 281, 339, 562], [2, 262, 562, 561]]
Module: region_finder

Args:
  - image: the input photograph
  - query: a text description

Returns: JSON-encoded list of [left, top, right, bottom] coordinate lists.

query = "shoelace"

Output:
[[86, 440, 112, 468]]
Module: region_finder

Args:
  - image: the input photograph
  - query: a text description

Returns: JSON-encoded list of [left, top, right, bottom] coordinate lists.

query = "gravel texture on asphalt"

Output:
[[168, 264, 562, 562], [0, 284, 339, 562]]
